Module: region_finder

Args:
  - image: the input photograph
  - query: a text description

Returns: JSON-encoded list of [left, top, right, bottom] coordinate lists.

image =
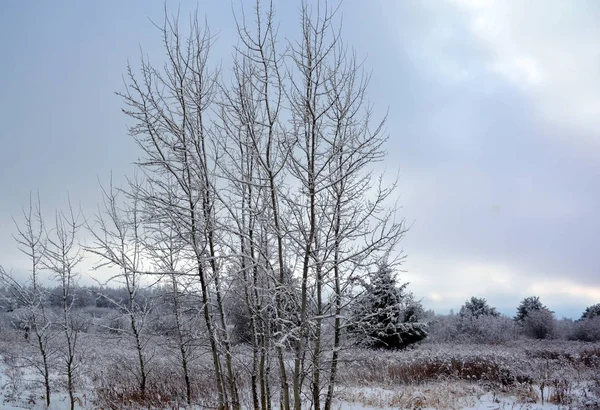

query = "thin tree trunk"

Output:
[[38, 336, 50, 408], [131, 315, 146, 400], [324, 224, 342, 410], [312, 262, 323, 410]]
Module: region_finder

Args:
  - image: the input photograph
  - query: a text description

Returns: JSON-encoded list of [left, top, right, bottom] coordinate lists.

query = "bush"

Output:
[[459, 314, 518, 343], [428, 313, 517, 344], [554, 317, 575, 340], [570, 317, 600, 342], [92, 354, 217, 408], [522, 309, 555, 339], [426, 314, 461, 343]]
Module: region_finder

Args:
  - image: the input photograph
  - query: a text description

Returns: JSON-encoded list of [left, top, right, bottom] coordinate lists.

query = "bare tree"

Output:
[[283, 3, 407, 409], [113, 2, 406, 409], [143, 213, 198, 405], [0, 195, 55, 407], [217, 2, 292, 408], [118, 11, 240, 409], [86, 180, 155, 402], [42, 200, 84, 410]]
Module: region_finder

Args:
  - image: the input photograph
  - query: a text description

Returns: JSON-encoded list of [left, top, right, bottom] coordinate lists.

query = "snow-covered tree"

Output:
[[571, 316, 600, 342], [459, 297, 499, 319], [0, 196, 54, 407], [117, 2, 406, 408], [569, 303, 600, 341], [43, 201, 84, 410], [513, 296, 555, 339], [514, 296, 551, 323], [455, 298, 515, 343], [86, 181, 156, 403], [580, 303, 600, 321], [522, 309, 555, 339], [348, 264, 427, 349]]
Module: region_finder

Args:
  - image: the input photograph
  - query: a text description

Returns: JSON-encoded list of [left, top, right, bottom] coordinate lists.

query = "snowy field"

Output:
[[0, 331, 598, 409]]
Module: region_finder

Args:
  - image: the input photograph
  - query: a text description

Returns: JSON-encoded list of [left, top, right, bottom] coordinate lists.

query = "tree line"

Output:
[[431, 296, 600, 343]]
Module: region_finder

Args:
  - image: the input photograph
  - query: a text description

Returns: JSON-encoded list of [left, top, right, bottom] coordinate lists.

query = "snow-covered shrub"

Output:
[[426, 313, 461, 343], [92, 351, 217, 408], [570, 316, 600, 342], [339, 343, 535, 387], [0, 311, 13, 333], [222, 278, 254, 344], [554, 317, 575, 340], [459, 314, 518, 343], [521, 309, 556, 339], [427, 312, 517, 344], [91, 312, 129, 334], [348, 264, 428, 349]]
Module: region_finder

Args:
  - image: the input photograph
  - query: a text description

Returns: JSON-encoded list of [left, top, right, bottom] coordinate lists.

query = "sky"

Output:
[[1, 0, 599, 319]]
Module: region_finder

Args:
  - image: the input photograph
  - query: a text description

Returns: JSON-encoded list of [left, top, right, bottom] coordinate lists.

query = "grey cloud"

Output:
[[0, 0, 598, 318]]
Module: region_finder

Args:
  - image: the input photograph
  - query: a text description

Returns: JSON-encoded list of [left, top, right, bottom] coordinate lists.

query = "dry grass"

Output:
[[91, 360, 219, 409]]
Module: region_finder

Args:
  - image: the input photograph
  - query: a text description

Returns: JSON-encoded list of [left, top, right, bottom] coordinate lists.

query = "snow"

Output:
[[0, 362, 86, 410], [0, 334, 598, 409], [334, 387, 567, 410]]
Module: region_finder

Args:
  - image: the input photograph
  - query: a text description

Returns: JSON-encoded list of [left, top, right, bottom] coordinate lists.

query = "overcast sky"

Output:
[[1, 0, 599, 319]]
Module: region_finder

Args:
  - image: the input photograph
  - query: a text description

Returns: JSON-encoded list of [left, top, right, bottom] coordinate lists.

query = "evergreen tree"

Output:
[[348, 264, 428, 349], [580, 303, 600, 321], [514, 296, 551, 322], [459, 297, 500, 319]]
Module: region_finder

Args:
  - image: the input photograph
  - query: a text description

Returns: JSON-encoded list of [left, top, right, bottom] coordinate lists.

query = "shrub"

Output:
[[459, 314, 518, 343], [428, 313, 517, 344], [570, 317, 600, 342], [522, 309, 555, 339], [426, 313, 461, 343]]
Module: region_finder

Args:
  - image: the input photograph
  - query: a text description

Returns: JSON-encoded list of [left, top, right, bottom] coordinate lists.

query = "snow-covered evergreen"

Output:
[[348, 264, 428, 349], [514, 296, 551, 323], [459, 297, 500, 319], [580, 303, 600, 321]]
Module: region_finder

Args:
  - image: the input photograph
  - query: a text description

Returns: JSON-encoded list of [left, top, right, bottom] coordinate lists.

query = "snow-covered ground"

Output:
[[0, 334, 598, 409], [334, 385, 569, 409], [0, 362, 86, 410]]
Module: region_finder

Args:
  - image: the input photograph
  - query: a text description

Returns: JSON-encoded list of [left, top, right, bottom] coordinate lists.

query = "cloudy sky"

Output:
[[1, 0, 599, 318]]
